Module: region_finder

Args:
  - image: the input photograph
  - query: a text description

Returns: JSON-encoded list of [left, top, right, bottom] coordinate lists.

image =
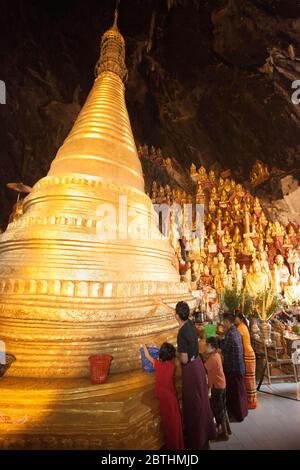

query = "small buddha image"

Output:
[[219, 189, 229, 208], [230, 179, 236, 191], [245, 259, 269, 296], [283, 234, 293, 249], [208, 198, 217, 213], [222, 227, 232, 246], [210, 186, 218, 201], [235, 263, 243, 292], [242, 235, 256, 256], [235, 183, 245, 198], [233, 225, 242, 248], [211, 257, 219, 276], [198, 165, 207, 182], [190, 163, 197, 177], [274, 254, 290, 289], [273, 220, 285, 237], [253, 197, 262, 216], [232, 197, 241, 219], [208, 169, 216, 183], [224, 178, 231, 193]]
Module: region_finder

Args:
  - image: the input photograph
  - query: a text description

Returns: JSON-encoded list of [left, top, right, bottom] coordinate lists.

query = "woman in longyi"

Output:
[[235, 313, 258, 410]]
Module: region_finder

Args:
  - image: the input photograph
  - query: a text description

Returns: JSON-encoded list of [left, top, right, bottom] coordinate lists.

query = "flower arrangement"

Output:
[[254, 289, 283, 321]]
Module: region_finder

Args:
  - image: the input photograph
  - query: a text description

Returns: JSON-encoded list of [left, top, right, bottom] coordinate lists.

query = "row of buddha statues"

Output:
[[149, 165, 300, 304], [137, 144, 173, 170], [190, 159, 270, 189]]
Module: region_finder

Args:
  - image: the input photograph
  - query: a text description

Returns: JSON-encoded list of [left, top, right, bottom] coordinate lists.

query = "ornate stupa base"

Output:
[[0, 370, 174, 450]]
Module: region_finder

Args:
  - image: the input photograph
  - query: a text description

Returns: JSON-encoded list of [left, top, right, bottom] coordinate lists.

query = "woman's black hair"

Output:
[[159, 342, 176, 362], [223, 312, 235, 323], [235, 312, 248, 326], [206, 336, 219, 349], [175, 301, 190, 321]]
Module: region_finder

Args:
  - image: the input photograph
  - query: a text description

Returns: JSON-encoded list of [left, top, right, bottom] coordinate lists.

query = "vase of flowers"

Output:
[[254, 289, 283, 345]]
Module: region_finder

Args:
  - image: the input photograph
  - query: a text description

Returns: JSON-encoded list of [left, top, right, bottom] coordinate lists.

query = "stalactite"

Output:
[[146, 10, 156, 53]]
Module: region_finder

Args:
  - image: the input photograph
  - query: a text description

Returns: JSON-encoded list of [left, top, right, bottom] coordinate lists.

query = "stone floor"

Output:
[[211, 383, 300, 450]]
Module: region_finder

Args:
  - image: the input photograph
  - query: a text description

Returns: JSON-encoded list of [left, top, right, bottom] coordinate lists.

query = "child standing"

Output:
[[204, 336, 231, 440], [143, 343, 184, 450]]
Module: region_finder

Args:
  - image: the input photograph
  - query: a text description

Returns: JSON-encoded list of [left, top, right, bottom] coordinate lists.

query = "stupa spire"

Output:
[[47, 3, 142, 190]]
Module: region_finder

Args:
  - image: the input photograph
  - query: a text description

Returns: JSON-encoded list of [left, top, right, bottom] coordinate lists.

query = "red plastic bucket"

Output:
[[89, 354, 112, 384]]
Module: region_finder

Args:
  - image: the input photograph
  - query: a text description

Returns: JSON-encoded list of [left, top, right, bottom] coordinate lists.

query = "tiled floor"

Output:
[[211, 383, 300, 450]]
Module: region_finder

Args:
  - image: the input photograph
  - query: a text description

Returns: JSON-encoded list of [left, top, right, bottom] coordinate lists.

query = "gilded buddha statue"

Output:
[[245, 259, 269, 296]]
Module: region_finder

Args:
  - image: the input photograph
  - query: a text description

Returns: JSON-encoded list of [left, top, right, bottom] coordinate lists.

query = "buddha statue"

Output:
[[214, 265, 228, 292], [196, 182, 205, 203], [274, 254, 290, 289], [260, 212, 268, 227], [223, 227, 232, 246], [233, 225, 242, 248], [198, 165, 207, 182], [235, 263, 243, 292], [258, 251, 272, 282], [203, 265, 210, 277], [208, 169, 216, 184], [209, 198, 217, 213], [223, 209, 231, 226], [230, 179, 236, 191], [190, 163, 197, 177], [293, 251, 300, 279], [218, 177, 225, 190], [272, 264, 282, 294], [220, 189, 228, 207], [242, 235, 256, 256], [253, 197, 262, 216], [273, 221, 285, 237], [287, 224, 298, 247], [242, 264, 248, 279], [283, 234, 293, 249], [211, 257, 219, 276], [217, 252, 226, 271], [210, 186, 218, 201], [244, 211, 251, 235], [229, 245, 236, 261], [224, 178, 231, 193], [232, 197, 241, 218], [235, 183, 245, 198], [245, 259, 269, 296]]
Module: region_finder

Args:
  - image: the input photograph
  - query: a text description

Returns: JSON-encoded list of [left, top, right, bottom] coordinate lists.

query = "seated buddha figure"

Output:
[[253, 197, 262, 217], [283, 234, 293, 249], [208, 169, 216, 184], [232, 197, 241, 219], [208, 197, 217, 213], [219, 189, 229, 208], [245, 259, 269, 296], [273, 220, 285, 237], [274, 254, 290, 290], [224, 178, 231, 193], [260, 212, 268, 227], [198, 165, 207, 182], [232, 225, 242, 248], [244, 211, 251, 235], [210, 186, 218, 202], [287, 224, 298, 246], [223, 209, 231, 226], [258, 251, 272, 283], [230, 179, 236, 191], [242, 235, 256, 256], [211, 256, 219, 276], [190, 163, 197, 178], [214, 265, 228, 293], [222, 227, 232, 247], [235, 183, 245, 199]]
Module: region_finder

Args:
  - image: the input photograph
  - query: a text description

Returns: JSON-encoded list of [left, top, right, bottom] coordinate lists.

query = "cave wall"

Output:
[[0, 0, 300, 228]]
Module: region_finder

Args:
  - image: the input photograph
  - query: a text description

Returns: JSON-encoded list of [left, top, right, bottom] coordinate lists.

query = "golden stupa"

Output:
[[0, 9, 193, 449]]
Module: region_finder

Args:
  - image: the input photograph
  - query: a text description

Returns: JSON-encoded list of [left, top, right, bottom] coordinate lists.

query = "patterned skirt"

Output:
[[244, 350, 258, 409]]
